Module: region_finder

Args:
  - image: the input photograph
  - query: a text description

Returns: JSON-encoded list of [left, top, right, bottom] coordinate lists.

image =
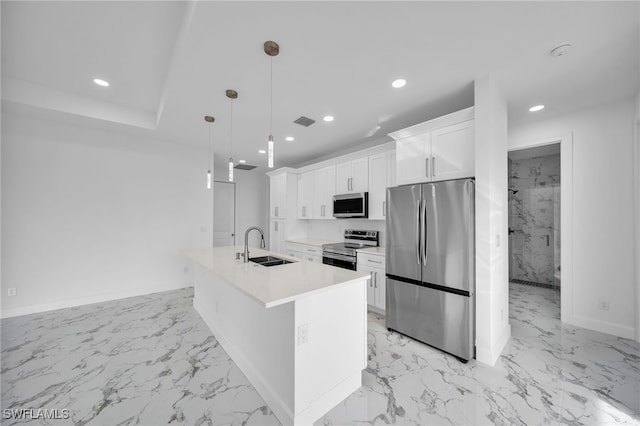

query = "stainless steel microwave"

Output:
[[333, 192, 368, 218]]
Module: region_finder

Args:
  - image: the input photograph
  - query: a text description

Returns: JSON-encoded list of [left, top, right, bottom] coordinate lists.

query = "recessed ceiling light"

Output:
[[323, 115, 334, 122], [93, 78, 110, 87], [259, 150, 266, 154], [285, 136, 294, 142], [239, 160, 246, 163], [392, 78, 406, 88], [529, 105, 545, 112]]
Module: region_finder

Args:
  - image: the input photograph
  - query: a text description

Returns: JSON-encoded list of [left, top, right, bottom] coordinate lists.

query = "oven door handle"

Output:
[[322, 252, 356, 263]]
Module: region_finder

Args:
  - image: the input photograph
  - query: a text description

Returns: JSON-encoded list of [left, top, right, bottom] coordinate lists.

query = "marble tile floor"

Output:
[[2, 284, 639, 425]]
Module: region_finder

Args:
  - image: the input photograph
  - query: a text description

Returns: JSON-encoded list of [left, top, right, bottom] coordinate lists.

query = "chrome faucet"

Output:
[[243, 226, 266, 263]]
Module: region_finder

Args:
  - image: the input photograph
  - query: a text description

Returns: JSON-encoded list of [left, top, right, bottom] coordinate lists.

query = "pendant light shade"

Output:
[[264, 41, 279, 168], [204, 115, 215, 189], [226, 90, 238, 182]]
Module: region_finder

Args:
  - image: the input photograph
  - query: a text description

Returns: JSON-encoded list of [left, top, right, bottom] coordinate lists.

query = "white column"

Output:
[[474, 74, 510, 366]]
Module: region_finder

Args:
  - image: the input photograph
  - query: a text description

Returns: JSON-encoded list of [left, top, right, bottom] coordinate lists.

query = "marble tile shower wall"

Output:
[[509, 153, 560, 285]]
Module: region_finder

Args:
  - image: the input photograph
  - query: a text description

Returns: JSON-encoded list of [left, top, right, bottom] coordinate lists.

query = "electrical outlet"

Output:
[[200, 226, 207, 233], [297, 324, 309, 345], [599, 300, 610, 311], [7, 288, 17, 297], [183, 266, 189, 274]]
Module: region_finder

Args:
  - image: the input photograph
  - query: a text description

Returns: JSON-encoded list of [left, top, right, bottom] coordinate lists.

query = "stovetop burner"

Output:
[[322, 229, 379, 257]]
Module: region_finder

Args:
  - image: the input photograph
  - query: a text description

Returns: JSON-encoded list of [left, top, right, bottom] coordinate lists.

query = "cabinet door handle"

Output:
[[383, 201, 386, 217], [426, 157, 429, 177], [303, 206, 306, 217], [432, 157, 435, 177], [275, 206, 279, 217], [368, 259, 382, 264], [274, 222, 279, 232], [374, 271, 378, 288]]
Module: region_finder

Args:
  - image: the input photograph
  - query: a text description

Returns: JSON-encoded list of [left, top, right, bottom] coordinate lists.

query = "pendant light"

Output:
[[226, 89, 238, 182], [204, 115, 215, 189], [264, 41, 279, 168]]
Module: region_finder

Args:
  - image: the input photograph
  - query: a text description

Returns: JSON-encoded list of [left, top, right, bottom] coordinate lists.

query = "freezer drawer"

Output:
[[386, 278, 474, 361]]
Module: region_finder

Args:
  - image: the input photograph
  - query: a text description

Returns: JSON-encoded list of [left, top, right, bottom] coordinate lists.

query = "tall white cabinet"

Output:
[[267, 169, 304, 254], [391, 107, 475, 186], [368, 151, 395, 220]]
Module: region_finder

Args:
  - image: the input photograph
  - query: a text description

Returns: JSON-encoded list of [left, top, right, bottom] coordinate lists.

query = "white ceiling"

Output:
[[2, 1, 639, 172]]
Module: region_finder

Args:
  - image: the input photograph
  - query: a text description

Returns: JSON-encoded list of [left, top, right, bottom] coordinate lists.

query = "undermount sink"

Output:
[[249, 255, 294, 267]]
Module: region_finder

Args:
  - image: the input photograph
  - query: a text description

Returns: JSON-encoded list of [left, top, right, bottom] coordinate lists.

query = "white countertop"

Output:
[[285, 238, 339, 247], [184, 246, 369, 308], [356, 246, 386, 256]]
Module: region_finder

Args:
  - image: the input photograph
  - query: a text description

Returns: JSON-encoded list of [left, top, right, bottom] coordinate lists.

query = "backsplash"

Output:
[[306, 219, 386, 246]]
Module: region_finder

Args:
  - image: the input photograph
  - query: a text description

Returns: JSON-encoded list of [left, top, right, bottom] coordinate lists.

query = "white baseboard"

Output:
[[1, 283, 187, 319], [568, 314, 635, 340], [476, 323, 511, 366]]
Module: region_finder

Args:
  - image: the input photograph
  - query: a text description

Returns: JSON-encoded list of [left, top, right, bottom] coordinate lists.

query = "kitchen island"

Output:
[[184, 246, 369, 425]]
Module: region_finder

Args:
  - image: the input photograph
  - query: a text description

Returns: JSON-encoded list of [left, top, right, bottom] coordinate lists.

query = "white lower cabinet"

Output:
[[357, 252, 386, 313], [285, 241, 322, 263], [303, 245, 322, 263]]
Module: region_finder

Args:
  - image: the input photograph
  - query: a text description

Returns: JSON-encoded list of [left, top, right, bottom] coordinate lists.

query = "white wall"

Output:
[[509, 97, 637, 339], [1, 113, 212, 317], [474, 75, 511, 366]]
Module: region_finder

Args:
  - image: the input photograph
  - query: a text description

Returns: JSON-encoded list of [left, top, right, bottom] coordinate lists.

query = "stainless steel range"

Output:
[[322, 229, 379, 270]]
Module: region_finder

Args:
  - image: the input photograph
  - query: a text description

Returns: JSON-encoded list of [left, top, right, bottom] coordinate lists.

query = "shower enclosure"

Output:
[[508, 152, 561, 288]]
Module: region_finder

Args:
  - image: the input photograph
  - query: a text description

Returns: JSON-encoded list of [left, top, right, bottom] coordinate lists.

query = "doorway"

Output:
[[213, 180, 236, 247], [508, 143, 561, 290]]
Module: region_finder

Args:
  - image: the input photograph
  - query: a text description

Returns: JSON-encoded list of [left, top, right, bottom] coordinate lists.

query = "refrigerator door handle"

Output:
[[421, 199, 427, 265], [416, 201, 422, 265]]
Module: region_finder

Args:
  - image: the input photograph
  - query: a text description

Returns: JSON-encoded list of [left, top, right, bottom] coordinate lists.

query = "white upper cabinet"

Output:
[[390, 107, 475, 186], [313, 165, 335, 219], [430, 120, 475, 182], [297, 172, 314, 219], [336, 157, 368, 194], [270, 173, 287, 218], [368, 151, 395, 220], [395, 134, 430, 186]]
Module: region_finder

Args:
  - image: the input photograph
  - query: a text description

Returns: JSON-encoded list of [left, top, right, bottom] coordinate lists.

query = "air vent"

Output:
[[294, 116, 316, 127], [235, 164, 257, 171]]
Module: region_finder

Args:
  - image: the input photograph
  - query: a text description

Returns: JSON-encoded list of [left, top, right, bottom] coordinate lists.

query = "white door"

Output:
[[350, 157, 369, 192], [213, 181, 235, 247], [396, 134, 430, 185], [368, 152, 388, 220], [335, 162, 352, 193], [430, 120, 475, 181]]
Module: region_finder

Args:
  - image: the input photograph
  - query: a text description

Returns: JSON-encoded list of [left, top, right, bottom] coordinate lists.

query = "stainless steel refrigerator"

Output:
[[385, 179, 475, 361]]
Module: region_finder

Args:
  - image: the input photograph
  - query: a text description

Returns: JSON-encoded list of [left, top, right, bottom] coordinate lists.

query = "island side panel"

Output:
[[293, 278, 368, 424], [192, 264, 296, 423]]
